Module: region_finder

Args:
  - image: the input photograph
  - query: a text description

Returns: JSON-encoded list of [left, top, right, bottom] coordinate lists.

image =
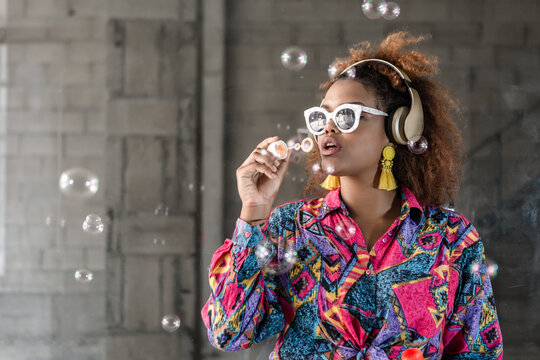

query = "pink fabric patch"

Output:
[[393, 277, 439, 338]]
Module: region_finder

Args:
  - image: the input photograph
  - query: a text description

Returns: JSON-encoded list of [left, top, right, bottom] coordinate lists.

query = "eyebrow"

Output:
[[321, 101, 367, 110]]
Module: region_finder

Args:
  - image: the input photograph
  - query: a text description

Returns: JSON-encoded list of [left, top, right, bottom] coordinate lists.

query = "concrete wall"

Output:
[[1, 0, 201, 359], [0, 0, 538, 359]]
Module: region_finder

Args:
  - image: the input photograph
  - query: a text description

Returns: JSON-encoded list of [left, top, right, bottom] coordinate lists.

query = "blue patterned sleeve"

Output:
[[201, 209, 288, 351], [442, 219, 503, 359]]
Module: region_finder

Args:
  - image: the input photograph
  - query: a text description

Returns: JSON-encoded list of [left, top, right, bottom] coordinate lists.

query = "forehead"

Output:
[[322, 79, 378, 109]]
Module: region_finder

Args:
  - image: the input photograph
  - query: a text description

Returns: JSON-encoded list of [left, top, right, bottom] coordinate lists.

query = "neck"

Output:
[[339, 176, 400, 224]]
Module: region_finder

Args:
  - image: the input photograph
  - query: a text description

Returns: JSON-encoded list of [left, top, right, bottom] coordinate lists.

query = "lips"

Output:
[[319, 136, 341, 156]]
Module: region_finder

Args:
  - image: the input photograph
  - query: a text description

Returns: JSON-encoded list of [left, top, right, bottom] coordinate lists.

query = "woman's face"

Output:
[[318, 79, 391, 180]]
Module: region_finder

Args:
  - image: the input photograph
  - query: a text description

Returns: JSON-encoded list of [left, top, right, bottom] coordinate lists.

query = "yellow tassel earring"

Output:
[[320, 174, 340, 190], [378, 146, 397, 191]]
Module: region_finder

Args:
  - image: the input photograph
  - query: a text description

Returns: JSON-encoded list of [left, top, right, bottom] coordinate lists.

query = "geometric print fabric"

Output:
[[202, 186, 503, 359]]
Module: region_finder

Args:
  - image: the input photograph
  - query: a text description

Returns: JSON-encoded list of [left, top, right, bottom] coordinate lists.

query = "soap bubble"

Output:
[[383, 1, 400, 20], [45, 215, 66, 228], [407, 136, 429, 154], [280, 46, 308, 71], [301, 137, 314, 152], [287, 136, 301, 149], [328, 61, 339, 79], [161, 314, 181, 332], [471, 258, 499, 279], [152, 238, 166, 246], [335, 217, 356, 241], [255, 237, 297, 275], [312, 163, 321, 173], [279, 247, 298, 274], [74, 268, 93, 283], [326, 165, 335, 174], [82, 214, 104, 234], [362, 0, 388, 19], [154, 203, 169, 216], [486, 258, 499, 278], [255, 240, 276, 268], [59, 168, 99, 199]]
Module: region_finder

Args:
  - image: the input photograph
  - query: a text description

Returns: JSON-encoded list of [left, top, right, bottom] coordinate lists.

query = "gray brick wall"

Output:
[[2, 0, 538, 359], [105, 3, 199, 360], [1, 0, 200, 359]]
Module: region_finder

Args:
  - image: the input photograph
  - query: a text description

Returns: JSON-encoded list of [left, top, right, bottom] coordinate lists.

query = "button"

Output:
[[366, 269, 371, 275], [244, 231, 251, 238], [366, 311, 372, 317], [382, 238, 387, 243]]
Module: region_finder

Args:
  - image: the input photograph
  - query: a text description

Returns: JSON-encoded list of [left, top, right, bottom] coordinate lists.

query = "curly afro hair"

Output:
[[303, 31, 463, 208]]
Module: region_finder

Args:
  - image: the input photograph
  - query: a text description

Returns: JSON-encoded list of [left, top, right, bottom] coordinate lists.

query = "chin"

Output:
[[320, 158, 340, 175]]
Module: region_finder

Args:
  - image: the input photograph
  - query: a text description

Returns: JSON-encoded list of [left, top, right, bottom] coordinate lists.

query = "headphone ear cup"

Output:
[[390, 106, 410, 145]]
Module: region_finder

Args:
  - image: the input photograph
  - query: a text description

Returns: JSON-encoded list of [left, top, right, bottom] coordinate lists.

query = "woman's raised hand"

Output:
[[237, 136, 291, 223]]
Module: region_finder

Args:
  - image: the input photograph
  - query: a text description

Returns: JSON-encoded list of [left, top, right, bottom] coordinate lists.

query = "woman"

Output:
[[201, 32, 503, 359]]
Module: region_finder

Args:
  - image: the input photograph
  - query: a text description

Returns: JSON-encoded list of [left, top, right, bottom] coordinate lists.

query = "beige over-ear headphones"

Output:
[[338, 58, 424, 145]]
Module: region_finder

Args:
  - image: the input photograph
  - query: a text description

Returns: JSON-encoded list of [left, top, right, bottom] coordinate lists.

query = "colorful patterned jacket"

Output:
[[202, 187, 503, 359]]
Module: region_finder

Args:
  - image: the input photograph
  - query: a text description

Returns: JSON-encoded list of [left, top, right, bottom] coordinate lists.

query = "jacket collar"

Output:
[[317, 186, 424, 225]]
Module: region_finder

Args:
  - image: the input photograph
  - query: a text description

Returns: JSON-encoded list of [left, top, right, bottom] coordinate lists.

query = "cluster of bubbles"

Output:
[[255, 236, 297, 275], [58, 168, 182, 332], [281, 2, 401, 72], [58, 168, 102, 285], [362, 0, 400, 20]]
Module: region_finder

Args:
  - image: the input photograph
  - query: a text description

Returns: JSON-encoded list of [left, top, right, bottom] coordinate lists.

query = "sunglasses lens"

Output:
[[308, 110, 327, 133], [335, 108, 356, 131]]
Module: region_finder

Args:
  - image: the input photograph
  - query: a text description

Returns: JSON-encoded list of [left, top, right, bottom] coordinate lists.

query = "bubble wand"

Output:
[[267, 137, 314, 159]]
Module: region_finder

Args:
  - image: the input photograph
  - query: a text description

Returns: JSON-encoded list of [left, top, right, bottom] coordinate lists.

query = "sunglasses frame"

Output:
[[304, 103, 388, 136]]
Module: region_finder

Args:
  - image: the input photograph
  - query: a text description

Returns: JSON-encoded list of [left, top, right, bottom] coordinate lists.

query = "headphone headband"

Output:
[[336, 58, 424, 144], [339, 58, 412, 82]]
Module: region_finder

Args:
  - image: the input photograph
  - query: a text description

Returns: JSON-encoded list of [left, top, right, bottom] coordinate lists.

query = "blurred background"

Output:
[[0, 0, 538, 359]]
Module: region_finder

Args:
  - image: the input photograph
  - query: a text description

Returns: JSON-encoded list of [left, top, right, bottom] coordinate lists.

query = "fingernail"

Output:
[[274, 160, 280, 166], [272, 166, 277, 172]]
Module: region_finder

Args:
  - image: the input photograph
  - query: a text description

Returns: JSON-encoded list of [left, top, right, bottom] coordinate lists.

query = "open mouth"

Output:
[[320, 136, 341, 155]]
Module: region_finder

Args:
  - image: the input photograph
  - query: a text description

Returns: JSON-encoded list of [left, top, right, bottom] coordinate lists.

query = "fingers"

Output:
[[255, 136, 280, 151], [238, 136, 286, 181], [253, 150, 280, 173], [252, 162, 277, 179]]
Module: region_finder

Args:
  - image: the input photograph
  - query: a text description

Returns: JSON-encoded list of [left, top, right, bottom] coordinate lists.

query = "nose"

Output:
[[323, 116, 339, 135]]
